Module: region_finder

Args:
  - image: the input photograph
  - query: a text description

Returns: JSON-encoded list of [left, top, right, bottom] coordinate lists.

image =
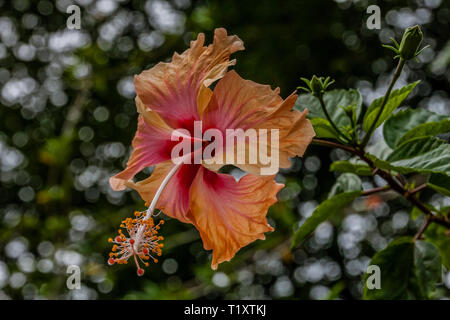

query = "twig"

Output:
[[313, 137, 449, 237], [312, 138, 356, 154], [430, 215, 450, 229], [409, 184, 427, 195], [395, 173, 407, 186], [414, 215, 431, 241], [361, 185, 390, 196]]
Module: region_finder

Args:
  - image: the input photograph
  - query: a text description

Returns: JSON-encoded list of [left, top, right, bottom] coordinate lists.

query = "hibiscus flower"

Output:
[[109, 28, 315, 271]]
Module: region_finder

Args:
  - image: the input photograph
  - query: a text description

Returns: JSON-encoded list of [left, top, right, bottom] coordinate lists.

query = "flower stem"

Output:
[[134, 162, 182, 251], [317, 95, 349, 143], [361, 58, 406, 148]]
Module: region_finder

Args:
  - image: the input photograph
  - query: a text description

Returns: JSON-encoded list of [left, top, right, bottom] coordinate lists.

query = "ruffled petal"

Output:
[[134, 28, 244, 128], [125, 162, 200, 223], [109, 98, 178, 191], [201, 70, 283, 131], [201, 70, 315, 175], [254, 94, 315, 169], [189, 167, 283, 269]]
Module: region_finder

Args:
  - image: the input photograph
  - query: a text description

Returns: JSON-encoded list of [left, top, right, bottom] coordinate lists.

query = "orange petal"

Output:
[[134, 28, 244, 128], [254, 94, 315, 169], [110, 98, 178, 191], [201, 71, 315, 175], [189, 167, 283, 269], [135, 96, 173, 132], [125, 162, 200, 223], [202, 70, 283, 131]]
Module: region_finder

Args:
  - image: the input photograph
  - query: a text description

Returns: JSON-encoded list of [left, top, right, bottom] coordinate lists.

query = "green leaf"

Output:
[[387, 136, 445, 162], [363, 237, 413, 300], [309, 118, 339, 139], [291, 191, 361, 249], [398, 119, 450, 146], [328, 173, 362, 198], [425, 223, 450, 269], [383, 108, 448, 148], [295, 89, 362, 129], [414, 241, 442, 298], [330, 160, 372, 176], [326, 281, 346, 300], [410, 206, 423, 220], [428, 173, 450, 196], [366, 137, 450, 176], [363, 81, 420, 133], [363, 237, 441, 299]]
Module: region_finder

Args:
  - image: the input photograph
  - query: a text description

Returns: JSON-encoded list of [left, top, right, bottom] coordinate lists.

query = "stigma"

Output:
[[107, 210, 164, 276]]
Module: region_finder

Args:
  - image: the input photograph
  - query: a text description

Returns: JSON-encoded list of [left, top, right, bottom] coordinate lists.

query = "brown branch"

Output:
[[361, 185, 390, 196], [409, 184, 427, 195], [395, 173, 407, 186], [354, 149, 440, 238], [411, 200, 450, 241], [313, 138, 449, 236], [430, 215, 450, 229], [414, 215, 431, 241], [312, 138, 357, 154]]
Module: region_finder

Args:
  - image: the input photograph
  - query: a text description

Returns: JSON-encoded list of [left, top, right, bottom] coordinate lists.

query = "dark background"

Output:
[[0, 0, 449, 299]]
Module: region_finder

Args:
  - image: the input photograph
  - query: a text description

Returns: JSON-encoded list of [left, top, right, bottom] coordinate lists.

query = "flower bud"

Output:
[[298, 76, 334, 99], [310, 75, 323, 96], [398, 25, 423, 60], [342, 105, 355, 119]]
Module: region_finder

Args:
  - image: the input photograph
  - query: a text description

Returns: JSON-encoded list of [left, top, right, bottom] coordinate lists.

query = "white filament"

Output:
[[133, 162, 182, 251]]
